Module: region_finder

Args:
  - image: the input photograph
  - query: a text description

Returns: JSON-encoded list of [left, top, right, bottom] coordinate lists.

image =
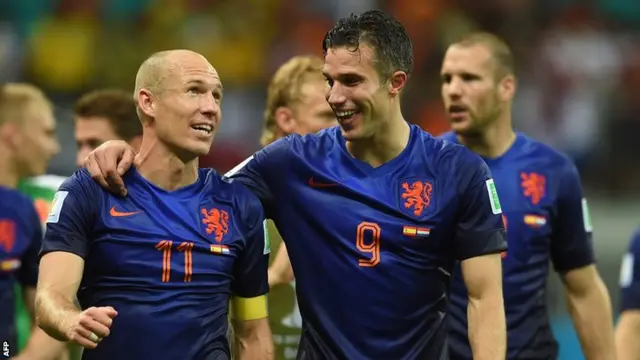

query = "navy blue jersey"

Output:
[[225, 124, 506, 359], [0, 186, 41, 357], [41, 168, 269, 360], [442, 132, 595, 360], [619, 227, 640, 312]]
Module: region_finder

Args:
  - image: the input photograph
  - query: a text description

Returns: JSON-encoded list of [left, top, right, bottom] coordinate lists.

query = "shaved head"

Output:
[[134, 50, 210, 97], [132, 49, 221, 160], [134, 49, 215, 120]]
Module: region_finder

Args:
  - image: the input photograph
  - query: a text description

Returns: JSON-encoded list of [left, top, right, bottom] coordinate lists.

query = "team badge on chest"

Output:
[[398, 178, 436, 219]]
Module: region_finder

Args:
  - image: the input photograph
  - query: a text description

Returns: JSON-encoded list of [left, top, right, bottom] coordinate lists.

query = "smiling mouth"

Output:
[[190, 124, 213, 135], [334, 109, 360, 123]]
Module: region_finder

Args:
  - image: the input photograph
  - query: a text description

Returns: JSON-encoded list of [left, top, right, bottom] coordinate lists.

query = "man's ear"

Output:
[[0, 122, 20, 149], [388, 71, 407, 96], [273, 107, 296, 134], [137, 89, 156, 119], [498, 75, 516, 102]]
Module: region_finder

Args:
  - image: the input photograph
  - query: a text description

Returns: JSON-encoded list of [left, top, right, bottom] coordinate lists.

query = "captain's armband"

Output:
[[231, 295, 268, 321]]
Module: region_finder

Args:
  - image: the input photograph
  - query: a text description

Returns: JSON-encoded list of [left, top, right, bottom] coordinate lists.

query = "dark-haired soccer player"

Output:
[[73, 89, 142, 168], [83, 11, 507, 359], [439, 32, 615, 359], [35, 50, 273, 360], [615, 227, 640, 360]]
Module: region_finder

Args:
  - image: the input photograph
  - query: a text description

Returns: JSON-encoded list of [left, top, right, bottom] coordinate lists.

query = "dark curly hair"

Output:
[[322, 10, 413, 80]]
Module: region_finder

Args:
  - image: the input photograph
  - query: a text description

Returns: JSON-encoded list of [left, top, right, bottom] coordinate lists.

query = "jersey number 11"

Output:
[[155, 240, 194, 282]]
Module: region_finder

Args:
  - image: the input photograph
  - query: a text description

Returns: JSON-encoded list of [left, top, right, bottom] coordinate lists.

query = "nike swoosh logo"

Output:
[[110, 206, 142, 217], [308, 177, 338, 188]]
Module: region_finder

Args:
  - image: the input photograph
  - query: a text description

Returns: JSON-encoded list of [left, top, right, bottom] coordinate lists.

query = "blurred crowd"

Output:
[[0, 0, 638, 194]]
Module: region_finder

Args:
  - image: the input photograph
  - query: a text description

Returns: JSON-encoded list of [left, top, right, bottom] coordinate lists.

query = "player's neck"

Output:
[[458, 116, 516, 159], [0, 149, 19, 188], [346, 112, 410, 168], [135, 139, 199, 191]]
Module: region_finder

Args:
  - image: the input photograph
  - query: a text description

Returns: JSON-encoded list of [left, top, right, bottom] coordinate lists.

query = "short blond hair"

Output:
[[261, 55, 324, 147], [0, 83, 52, 126], [452, 32, 515, 79]]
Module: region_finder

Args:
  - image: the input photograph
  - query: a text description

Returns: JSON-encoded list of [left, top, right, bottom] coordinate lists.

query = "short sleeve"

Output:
[[620, 229, 640, 312], [224, 136, 291, 218], [40, 170, 100, 259], [231, 195, 270, 298], [549, 163, 595, 273], [16, 205, 42, 287], [453, 151, 507, 260]]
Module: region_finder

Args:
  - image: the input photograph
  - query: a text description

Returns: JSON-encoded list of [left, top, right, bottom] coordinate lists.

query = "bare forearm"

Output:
[[35, 290, 81, 341], [234, 331, 274, 360], [615, 313, 640, 360], [268, 245, 293, 288], [468, 296, 506, 360], [567, 282, 615, 360], [18, 327, 68, 360]]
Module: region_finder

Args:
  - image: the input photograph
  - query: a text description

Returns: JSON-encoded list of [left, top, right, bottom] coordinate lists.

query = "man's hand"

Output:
[[84, 140, 134, 196], [65, 306, 118, 349]]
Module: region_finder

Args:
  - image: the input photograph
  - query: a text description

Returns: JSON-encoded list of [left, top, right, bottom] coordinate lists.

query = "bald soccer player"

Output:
[[35, 50, 273, 360]]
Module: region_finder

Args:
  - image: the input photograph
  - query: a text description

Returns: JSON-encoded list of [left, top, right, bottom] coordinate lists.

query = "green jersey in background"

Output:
[[15, 174, 66, 351]]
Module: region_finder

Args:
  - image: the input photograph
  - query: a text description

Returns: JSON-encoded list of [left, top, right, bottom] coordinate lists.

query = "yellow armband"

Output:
[[231, 295, 268, 321]]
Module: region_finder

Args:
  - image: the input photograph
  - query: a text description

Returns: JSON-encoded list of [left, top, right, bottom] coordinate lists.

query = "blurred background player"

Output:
[[0, 83, 66, 359], [36, 50, 273, 360], [260, 54, 337, 358], [73, 89, 142, 168], [439, 32, 615, 359], [16, 89, 142, 359], [83, 11, 508, 359], [615, 227, 640, 360]]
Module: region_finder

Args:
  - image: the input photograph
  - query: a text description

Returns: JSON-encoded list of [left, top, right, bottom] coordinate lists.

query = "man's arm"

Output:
[[616, 311, 640, 360], [13, 286, 68, 360], [460, 253, 506, 360], [231, 297, 274, 360], [452, 150, 508, 360], [562, 265, 615, 360], [36, 251, 84, 341], [268, 242, 294, 288], [36, 173, 117, 349], [550, 164, 614, 359], [615, 231, 640, 360], [13, 204, 67, 360], [230, 193, 274, 359]]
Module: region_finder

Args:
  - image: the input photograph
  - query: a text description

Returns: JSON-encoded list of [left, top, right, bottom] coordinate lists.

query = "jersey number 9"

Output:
[[356, 221, 381, 267]]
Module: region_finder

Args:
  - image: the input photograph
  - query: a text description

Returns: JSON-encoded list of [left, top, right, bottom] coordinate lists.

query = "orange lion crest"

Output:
[[201, 208, 229, 242], [401, 180, 433, 217], [520, 172, 546, 205]]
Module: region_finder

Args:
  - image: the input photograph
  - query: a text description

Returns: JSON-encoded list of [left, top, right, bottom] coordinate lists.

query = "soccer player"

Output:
[[260, 54, 337, 357], [74, 89, 142, 168], [0, 83, 66, 360], [18, 89, 143, 360], [615, 227, 640, 360], [35, 50, 273, 360], [439, 32, 615, 359], [82, 11, 508, 359], [261, 55, 337, 289]]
